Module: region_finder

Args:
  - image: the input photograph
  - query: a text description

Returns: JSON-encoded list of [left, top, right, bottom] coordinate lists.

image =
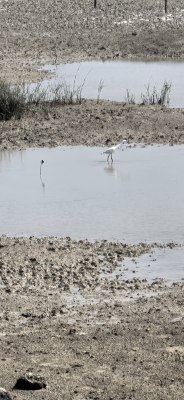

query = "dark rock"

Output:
[[21, 312, 32, 318], [29, 257, 37, 262], [68, 328, 76, 335], [0, 388, 13, 400], [14, 372, 46, 390]]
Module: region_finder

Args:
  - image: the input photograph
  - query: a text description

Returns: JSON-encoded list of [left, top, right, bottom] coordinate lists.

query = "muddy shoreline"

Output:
[[0, 236, 184, 399], [1, 100, 184, 151]]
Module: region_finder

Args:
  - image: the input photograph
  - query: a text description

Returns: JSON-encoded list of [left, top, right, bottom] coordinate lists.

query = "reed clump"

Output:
[[0, 77, 172, 121], [0, 80, 26, 120], [141, 81, 171, 106], [0, 78, 86, 120], [125, 89, 135, 104], [125, 81, 171, 106]]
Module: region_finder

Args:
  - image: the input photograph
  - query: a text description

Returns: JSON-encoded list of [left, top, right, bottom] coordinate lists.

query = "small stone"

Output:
[[14, 373, 46, 390]]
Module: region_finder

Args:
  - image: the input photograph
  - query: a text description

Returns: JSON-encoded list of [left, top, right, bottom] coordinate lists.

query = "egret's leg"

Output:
[[107, 154, 110, 162], [111, 154, 113, 162]]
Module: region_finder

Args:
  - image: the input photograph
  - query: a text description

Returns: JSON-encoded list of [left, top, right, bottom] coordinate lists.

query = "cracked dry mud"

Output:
[[0, 1, 184, 399]]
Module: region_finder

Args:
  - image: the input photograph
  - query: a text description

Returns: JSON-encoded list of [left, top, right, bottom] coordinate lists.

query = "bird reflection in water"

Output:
[[40, 174, 45, 191], [104, 161, 118, 179]]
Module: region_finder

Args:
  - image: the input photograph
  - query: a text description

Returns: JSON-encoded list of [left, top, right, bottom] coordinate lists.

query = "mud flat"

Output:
[[0, 0, 184, 82], [0, 236, 184, 399], [1, 101, 184, 150]]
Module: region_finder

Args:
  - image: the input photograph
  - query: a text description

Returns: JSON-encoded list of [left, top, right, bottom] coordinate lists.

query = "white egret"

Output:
[[102, 140, 127, 162]]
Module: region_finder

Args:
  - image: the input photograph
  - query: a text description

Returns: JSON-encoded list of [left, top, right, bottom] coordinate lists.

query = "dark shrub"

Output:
[[0, 80, 26, 120]]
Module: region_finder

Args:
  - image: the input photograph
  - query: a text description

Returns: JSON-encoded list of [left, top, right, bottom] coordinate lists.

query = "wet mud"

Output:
[[0, 237, 184, 399]]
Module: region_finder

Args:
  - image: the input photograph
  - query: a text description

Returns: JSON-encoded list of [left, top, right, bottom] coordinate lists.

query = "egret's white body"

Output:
[[102, 141, 126, 162]]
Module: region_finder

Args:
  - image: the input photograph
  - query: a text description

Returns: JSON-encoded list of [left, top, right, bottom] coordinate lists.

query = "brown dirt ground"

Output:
[[1, 1, 184, 399], [1, 101, 184, 150]]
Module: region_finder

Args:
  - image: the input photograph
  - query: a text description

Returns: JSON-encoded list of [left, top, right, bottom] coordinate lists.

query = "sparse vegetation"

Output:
[[26, 76, 86, 106], [97, 80, 104, 103], [0, 76, 172, 122], [124, 81, 171, 106], [0, 77, 87, 120], [51, 81, 83, 105], [125, 89, 135, 104], [25, 83, 48, 104], [141, 81, 171, 106]]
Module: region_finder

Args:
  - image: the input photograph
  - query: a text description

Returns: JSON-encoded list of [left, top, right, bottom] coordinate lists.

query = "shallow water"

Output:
[[102, 246, 184, 285], [122, 246, 184, 284], [37, 60, 184, 108], [0, 144, 184, 242]]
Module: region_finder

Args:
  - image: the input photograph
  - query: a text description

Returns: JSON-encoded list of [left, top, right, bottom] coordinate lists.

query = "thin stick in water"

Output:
[[40, 160, 44, 176]]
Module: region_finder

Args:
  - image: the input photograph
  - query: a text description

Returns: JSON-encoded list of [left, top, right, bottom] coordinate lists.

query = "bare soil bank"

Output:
[[1, 101, 184, 150], [0, 0, 184, 82], [0, 237, 184, 399]]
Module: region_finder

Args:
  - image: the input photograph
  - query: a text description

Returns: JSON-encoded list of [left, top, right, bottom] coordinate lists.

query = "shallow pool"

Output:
[[123, 246, 184, 284], [0, 144, 184, 242], [36, 60, 184, 108]]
